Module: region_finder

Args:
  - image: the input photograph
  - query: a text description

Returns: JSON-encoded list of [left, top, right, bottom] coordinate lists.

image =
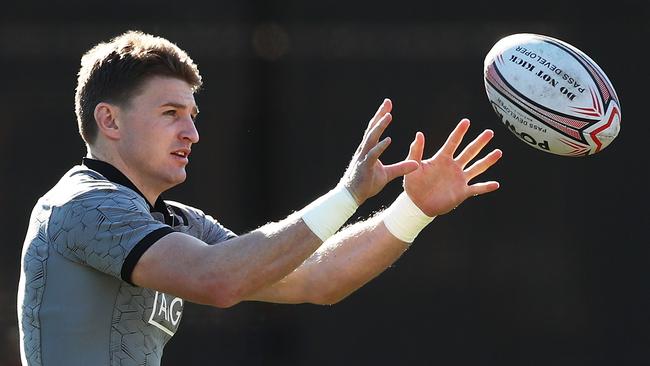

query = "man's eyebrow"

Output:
[[160, 102, 199, 114]]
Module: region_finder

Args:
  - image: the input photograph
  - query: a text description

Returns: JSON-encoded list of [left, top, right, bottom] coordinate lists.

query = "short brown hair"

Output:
[[75, 30, 202, 144]]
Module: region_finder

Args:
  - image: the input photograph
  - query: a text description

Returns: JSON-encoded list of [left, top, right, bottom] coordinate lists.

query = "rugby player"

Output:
[[18, 30, 502, 365]]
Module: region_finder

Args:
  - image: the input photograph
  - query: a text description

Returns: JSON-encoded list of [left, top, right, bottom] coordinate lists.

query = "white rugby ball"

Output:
[[484, 33, 621, 156]]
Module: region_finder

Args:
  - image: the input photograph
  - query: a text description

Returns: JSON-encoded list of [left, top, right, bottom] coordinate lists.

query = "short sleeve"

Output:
[[201, 212, 237, 245], [166, 201, 237, 245], [48, 189, 174, 284]]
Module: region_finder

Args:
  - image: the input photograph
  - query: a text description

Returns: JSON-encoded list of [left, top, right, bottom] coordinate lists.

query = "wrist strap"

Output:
[[383, 192, 434, 243], [301, 186, 359, 241]]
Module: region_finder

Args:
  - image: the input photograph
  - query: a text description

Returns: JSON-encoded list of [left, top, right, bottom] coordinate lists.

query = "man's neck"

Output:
[[86, 151, 161, 207]]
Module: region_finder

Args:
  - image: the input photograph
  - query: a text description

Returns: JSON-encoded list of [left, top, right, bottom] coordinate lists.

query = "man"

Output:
[[17, 30, 502, 365]]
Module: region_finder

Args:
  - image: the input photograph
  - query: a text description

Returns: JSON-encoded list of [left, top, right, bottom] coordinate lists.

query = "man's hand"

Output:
[[404, 118, 502, 216], [340, 99, 420, 205]]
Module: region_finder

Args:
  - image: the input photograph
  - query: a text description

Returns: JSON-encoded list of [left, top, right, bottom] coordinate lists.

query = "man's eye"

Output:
[[164, 110, 177, 116]]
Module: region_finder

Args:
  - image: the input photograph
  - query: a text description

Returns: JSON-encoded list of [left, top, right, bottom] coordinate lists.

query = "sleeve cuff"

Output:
[[121, 226, 176, 285]]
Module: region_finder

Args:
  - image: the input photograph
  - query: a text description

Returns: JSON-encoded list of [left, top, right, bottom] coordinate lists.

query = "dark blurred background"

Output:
[[2, 1, 649, 365]]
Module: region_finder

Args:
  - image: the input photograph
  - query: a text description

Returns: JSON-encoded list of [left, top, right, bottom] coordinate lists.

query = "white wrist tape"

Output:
[[383, 192, 434, 243], [301, 186, 359, 241]]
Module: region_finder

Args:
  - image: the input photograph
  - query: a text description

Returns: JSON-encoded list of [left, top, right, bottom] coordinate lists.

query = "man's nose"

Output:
[[181, 116, 200, 144]]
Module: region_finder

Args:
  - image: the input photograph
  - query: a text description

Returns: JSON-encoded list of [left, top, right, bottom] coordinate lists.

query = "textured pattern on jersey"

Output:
[[19, 203, 50, 366], [111, 285, 166, 365], [49, 189, 165, 279], [18, 165, 236, 366]]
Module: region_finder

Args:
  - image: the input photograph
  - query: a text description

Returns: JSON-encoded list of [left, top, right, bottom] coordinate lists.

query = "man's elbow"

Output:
[[205, 281, 246, 309]]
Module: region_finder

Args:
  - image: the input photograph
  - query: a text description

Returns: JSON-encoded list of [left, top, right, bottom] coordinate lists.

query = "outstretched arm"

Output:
[[131, 99, 417, 308], [247, 117, 502, 304]]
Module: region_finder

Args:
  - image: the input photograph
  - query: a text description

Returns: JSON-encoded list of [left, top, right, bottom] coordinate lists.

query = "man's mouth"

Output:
[[171, 148, 191, 159]]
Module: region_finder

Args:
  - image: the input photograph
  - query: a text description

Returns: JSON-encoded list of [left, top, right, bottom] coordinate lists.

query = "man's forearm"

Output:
[[306, 214, 410, 304], [247, 212, 410, 305], [206, 216, 324, 305]]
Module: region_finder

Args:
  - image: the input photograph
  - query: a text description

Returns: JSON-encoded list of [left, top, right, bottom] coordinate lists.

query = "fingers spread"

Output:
[[464, 149, 502, 181], [441, 118, 471, 157], [367, 136, 392, 161], [361, 113, 393, 154], [456, 129, 494, 168]]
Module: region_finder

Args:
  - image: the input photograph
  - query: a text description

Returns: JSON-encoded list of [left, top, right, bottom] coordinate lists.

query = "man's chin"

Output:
[[161, 171, 187, 191], [172, 172, 188, 185]]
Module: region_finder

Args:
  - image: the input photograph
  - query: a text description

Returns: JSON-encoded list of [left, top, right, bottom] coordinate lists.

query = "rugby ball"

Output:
[[484, 33, 621, 156]]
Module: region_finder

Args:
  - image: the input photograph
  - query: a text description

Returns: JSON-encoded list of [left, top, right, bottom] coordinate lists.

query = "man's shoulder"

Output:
[[41, 164, 146, 211]]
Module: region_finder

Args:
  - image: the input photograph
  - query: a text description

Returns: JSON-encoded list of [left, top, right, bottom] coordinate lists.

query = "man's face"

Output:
[[116, 76, 200, 194]]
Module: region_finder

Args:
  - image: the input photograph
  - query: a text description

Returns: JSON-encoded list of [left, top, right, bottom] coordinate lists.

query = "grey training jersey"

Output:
[[18, 158, 236, 366]]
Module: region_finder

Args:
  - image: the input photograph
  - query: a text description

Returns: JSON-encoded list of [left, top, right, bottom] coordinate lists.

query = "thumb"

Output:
[[407, 132, 425, 161], [384, 160, 420, 182]]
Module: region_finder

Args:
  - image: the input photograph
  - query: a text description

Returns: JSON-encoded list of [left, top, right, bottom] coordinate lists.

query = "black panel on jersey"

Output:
[[121, 226, 176, 285]]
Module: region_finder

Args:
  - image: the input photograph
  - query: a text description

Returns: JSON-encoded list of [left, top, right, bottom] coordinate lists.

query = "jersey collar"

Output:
[[82, 158, 175, 224]]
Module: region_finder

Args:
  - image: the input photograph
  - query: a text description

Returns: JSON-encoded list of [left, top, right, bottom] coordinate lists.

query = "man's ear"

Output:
[[94, 102, 121, 140]]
